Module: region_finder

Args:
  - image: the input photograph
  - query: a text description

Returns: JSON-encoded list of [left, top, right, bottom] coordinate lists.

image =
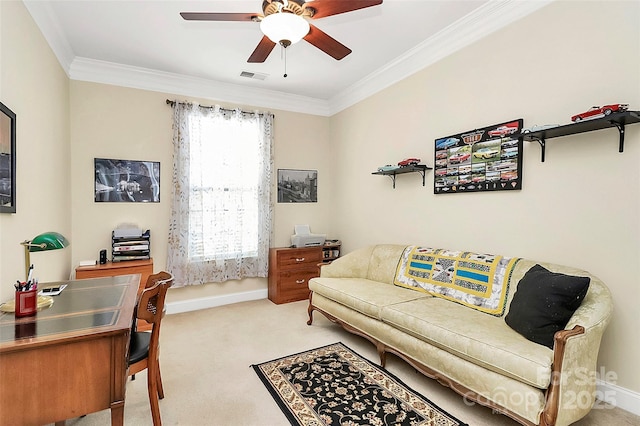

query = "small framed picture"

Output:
[[0, 101, 16, 213], [94, 158, 160, 202], [277, 169, 318, 203]]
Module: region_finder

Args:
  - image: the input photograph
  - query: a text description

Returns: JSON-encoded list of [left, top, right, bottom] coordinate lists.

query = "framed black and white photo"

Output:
[[95, 158, 160, 202], [0, 101, 16, 213], [277, 169, 318, 203]]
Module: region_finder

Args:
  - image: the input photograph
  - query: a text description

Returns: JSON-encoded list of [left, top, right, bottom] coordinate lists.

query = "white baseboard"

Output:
[[165, 289, 268, 315], [166, 290, 639, 418], [597, 379, 640, 416]]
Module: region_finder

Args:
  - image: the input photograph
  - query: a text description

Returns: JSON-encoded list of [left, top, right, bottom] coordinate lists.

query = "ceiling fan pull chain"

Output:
[[283, 45, 288, 78]]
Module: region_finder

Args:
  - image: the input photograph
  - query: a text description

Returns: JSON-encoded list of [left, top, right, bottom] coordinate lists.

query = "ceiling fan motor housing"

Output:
[[262, 0, 314, 18]]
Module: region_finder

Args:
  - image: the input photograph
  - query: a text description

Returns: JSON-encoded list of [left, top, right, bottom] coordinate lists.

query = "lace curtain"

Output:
[[167, 102, 273, 287]]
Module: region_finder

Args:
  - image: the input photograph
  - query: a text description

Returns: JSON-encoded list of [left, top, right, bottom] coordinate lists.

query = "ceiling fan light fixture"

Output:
[[260, 12, 310, 45]]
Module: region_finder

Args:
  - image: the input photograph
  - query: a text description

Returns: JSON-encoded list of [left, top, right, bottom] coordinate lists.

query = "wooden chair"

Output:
[[128, 271, 174, 426]]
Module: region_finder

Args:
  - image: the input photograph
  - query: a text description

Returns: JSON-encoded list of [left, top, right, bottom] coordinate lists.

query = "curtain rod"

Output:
[[165, 99, 271, 117]]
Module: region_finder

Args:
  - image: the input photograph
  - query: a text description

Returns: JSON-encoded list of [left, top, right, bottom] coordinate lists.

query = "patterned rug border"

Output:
[[252, 342, 468, 426]]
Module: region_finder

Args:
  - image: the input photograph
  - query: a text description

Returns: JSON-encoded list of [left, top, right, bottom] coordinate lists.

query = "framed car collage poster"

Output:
[[434, 118, 523, 194]]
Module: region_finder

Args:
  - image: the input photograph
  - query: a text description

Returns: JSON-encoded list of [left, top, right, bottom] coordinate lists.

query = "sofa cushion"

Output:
[[309, 277, 431, 320], [381, 297, 553, 388], [505, 264, 590, 349], [394, 246, 520, 316]]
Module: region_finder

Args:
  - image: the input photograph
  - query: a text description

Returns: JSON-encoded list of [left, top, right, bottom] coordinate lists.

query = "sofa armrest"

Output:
[[543, 278, 612, 426], [320, 245, 375, 278]]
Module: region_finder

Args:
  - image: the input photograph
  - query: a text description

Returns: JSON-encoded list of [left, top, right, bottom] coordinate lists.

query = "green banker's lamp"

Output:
[[20, 232, 70, 281]]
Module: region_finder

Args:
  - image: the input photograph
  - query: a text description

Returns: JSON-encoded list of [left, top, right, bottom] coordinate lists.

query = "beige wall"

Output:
[[69, 81, 333, 303], [0, 1, 71, 303], [330, 1, 639, 392]]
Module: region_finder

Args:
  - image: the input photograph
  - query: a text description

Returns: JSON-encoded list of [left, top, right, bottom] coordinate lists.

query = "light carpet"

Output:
[[60, 299, 639, 426]]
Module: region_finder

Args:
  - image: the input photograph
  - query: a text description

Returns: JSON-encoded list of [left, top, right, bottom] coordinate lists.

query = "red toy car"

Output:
[[398, 158, 421, 167], [571, 104, 628, 122]]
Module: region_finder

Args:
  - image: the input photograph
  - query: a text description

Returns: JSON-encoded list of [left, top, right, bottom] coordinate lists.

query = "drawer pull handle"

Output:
[[296, 279, 306, 284], [295, 257, 305, 262]]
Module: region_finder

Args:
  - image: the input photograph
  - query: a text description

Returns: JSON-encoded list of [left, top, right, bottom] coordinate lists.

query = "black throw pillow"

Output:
[[505, 264, 590, 349]]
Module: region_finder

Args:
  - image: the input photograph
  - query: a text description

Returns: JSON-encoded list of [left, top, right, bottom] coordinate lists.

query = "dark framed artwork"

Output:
[[0, 101, 16, 213], [434, 118, 523, 194], [277, 169, 318, 203], [94, 158, 160, 202]]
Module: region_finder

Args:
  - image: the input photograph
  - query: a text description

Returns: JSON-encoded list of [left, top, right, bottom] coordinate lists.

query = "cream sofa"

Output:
[[306, 244, 612, 426]]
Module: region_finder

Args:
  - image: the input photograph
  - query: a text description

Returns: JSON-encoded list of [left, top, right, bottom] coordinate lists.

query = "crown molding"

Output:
[[25, 0, 552, 117], [69, 57, 332, 116]]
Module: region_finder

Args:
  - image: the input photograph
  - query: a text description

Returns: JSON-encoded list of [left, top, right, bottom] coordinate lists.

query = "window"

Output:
[[189, 115, 261, 260], [168, 102, 273, 286]]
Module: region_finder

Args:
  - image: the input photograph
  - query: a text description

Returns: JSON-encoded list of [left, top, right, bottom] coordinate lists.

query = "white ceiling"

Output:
[[24, 0, 550, 115]]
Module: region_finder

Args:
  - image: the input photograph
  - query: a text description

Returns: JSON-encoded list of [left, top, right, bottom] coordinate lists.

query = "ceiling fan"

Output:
[[180, 0, 383, 63]]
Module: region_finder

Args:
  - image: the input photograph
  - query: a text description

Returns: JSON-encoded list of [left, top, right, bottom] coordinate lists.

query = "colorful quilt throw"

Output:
[[394, 246, 520, 316]]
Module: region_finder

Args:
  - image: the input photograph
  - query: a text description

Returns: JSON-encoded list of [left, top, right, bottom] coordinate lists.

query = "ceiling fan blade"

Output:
[[306, 0, 382, 19], [304, 24, 351, 60], [248, 36, 277, 63], [180, 12, 258, 22]]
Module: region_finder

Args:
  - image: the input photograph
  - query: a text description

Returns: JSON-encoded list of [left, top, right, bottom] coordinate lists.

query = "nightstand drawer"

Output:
[[278, 267, 318, 290], [277, 248, 323, 268]]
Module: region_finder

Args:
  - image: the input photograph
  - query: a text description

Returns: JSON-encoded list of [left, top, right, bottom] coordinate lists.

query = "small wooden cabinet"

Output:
[[268, 247, 322, 304], [75, 258, 154, 330]]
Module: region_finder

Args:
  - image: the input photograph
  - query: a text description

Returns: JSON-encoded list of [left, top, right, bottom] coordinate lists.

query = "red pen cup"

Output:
[[15, 289, 37, 317]]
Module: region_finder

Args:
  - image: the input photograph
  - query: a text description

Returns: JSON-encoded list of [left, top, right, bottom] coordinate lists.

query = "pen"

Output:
[[27, 264, 34, 284]]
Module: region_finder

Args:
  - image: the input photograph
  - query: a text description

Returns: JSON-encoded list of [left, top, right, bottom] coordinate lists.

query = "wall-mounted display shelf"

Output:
[[519, 110, 640, 162], [372, 164, 432, 188]]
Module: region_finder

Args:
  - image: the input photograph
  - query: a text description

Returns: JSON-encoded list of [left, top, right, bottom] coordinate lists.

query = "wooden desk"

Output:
[[75, 258, 153, 293], [0, 275, 139, 425], [76, 259, 153, 331]]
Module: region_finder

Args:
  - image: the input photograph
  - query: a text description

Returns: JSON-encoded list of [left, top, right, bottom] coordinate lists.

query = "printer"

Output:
[[291, 225, 326, 248]]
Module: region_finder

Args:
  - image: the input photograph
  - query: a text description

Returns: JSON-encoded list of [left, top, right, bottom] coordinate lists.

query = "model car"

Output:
[[571, 104, 629, 122], [521, 124, 560, 133], [435, 137, 459, 150], [488, 124, 519, 137], [397, 158, 421, 167], [377, 165, 399, 172]]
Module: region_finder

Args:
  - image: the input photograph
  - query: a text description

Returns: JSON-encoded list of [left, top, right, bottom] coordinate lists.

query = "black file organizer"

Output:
[[112, 229, 151, 262]]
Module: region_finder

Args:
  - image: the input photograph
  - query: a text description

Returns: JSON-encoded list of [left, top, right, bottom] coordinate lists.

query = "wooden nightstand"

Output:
[[268, 247, 322, 304]]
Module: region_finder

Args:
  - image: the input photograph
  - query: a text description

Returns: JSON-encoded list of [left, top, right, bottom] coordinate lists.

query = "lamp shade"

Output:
[[260, 13, 310, 44], [28, 232, 70, 252]]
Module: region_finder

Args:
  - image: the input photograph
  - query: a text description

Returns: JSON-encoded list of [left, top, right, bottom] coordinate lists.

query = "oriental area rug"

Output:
[[252, 342, 467, 426]]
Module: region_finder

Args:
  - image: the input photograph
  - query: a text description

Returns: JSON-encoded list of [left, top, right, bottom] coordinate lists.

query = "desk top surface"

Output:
[[0, 274, 139, 350]]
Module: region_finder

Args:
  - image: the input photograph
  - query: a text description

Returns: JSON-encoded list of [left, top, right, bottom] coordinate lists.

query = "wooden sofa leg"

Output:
[[376, 342, 387, 367], [306, 291, 314, 325]]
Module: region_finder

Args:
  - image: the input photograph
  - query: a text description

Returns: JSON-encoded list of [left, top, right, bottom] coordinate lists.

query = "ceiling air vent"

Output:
[[240, 71, 268, 80]]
